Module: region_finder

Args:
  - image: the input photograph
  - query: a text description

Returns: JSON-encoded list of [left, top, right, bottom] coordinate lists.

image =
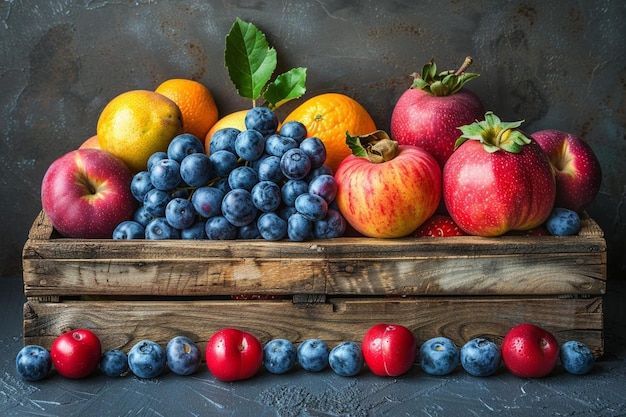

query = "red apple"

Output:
[[391, 57, 485, 169], [41, 148, 136, 238], [531, 129, 602, 212], [335, 132, 441, 238], [501, 323, 559, 378], [443, 112, 556, 236]]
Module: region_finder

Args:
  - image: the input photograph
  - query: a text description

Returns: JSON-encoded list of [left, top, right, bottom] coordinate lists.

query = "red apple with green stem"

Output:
[[443, 112, 556, 236], [531, 129, 602, 213], [41, 148, 136, 238], [390, 57, 485, 169]]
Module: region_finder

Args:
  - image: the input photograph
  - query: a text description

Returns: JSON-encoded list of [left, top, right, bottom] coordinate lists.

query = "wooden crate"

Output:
[[22, 211, 607, 357]]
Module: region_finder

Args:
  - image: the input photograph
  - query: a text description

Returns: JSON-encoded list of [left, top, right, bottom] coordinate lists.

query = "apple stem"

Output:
[[454, 56, 473, 76]]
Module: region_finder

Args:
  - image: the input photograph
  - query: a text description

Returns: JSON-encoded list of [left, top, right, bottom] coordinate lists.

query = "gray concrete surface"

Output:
[[1, 275, 625, 416]]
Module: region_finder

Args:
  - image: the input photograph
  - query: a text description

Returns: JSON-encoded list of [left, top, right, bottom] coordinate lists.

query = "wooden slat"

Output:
[[23, 296, 604, 358], [22, 251, 606, 297]]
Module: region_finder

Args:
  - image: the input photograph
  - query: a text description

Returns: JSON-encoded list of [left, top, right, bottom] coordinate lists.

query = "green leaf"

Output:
[[225, 18, 277, 101], [262, 67, 307, 110], [346, 131, 368, 158]]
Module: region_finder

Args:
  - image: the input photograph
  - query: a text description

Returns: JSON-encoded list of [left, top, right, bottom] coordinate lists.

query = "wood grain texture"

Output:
[[22, 212, 607, 297], [23, 296, 604, 357]]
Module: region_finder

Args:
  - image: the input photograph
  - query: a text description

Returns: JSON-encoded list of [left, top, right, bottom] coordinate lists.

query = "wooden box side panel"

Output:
[[23, 296, 604, 358]]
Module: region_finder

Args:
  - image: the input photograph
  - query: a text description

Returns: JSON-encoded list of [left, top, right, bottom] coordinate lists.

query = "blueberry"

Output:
[[313, 209, 346, 239], [167, 133, 205, 163], [279, 120, 307, 143], [15, 345, 51, 381], [228, 166, 259, 191], [265, 134, 298, 157], [150, 158, 182, 191], [166, 336, 201, 376], [297, 339, 329, 372], [560, 341, 595, 375], [263, 339, 297, 374], [191, 186, 224, 219], [143, 188, 172, 217], [181, 220, 207, 240], [245, 106, 279, 136], [209, 150, 238, 177], [329, 342, 363, 377], [133, 205, 155, 227], [205, 215, 238, 240], [235, 129, 266, 162], [131, 170, 154, 202], [100, 349, 129, 377], [546, 208, 581, 236], [145, 217, 181, 240], [180, 153, 214, 187], [460, 338, 501, 377], [299, 137, 327, 168], [210, 128, 240, 154], [281, 148, 312, 180], [251, 181, 282, 213], [128, 340, 166, 379], [113, 220, 145, 240], [308, 174, 338, 203], [295, 193, 328, 221], [281, 179, 309, 207], [222, 189, 257, 227], [419, 337, 460, 376], [238, 222, 262, 239], [288, 212, 313, 242], [257, 212, 287, 241], [305, 165, 334, 182], [165, 197, 197, 230], [147, 151, 168, 172], [256, 155, 284, 183]]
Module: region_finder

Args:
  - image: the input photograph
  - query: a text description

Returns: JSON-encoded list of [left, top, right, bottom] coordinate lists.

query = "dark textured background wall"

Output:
[[1, 1, 624, 279]]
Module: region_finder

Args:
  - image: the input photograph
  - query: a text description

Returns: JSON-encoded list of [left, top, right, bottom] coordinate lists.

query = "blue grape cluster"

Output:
[[113, 107, 346, 241]]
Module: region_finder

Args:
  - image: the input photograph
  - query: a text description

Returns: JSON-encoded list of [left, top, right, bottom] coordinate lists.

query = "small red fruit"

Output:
[[205, 328, 263, 382], [362, 323, 417, 377], [50, 329, 102, 379], [391, 57, 485, 169], [414, 215, 467, 237], [501, 323, 559, 378]]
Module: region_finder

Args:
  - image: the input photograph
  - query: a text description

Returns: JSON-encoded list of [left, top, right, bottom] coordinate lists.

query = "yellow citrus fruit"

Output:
[[97, 90, 182, 172], [282, 93, 377, 172], [155, 78, 218, 140], [204, 109, 248, 152]]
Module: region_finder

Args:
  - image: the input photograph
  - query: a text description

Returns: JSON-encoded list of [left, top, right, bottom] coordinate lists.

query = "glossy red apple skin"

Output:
[[41, 148, 136, 238], [443, 139, 556, 236], [391, 88, 485, 169], [531, 130, 602, 212], [501, 323, 559, 378]]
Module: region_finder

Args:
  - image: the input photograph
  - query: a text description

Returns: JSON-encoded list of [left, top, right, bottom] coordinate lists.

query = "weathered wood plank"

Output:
[[22, 251, 606, 297], [23, 296, 604, 358]]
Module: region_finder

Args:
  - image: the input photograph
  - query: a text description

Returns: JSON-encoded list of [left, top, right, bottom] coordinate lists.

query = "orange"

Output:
[[155, 79, 218, 140], [204, 109, 248, 152], [282, 93, 377, 172], [79, 135, 100, 149], [97, 90, 182, 173]]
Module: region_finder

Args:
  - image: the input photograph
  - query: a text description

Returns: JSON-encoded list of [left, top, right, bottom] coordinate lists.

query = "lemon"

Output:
[[97, 90, 183, 172]]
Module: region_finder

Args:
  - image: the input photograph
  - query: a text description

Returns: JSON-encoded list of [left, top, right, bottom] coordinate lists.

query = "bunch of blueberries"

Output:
[[113, 107, 346, 241]]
